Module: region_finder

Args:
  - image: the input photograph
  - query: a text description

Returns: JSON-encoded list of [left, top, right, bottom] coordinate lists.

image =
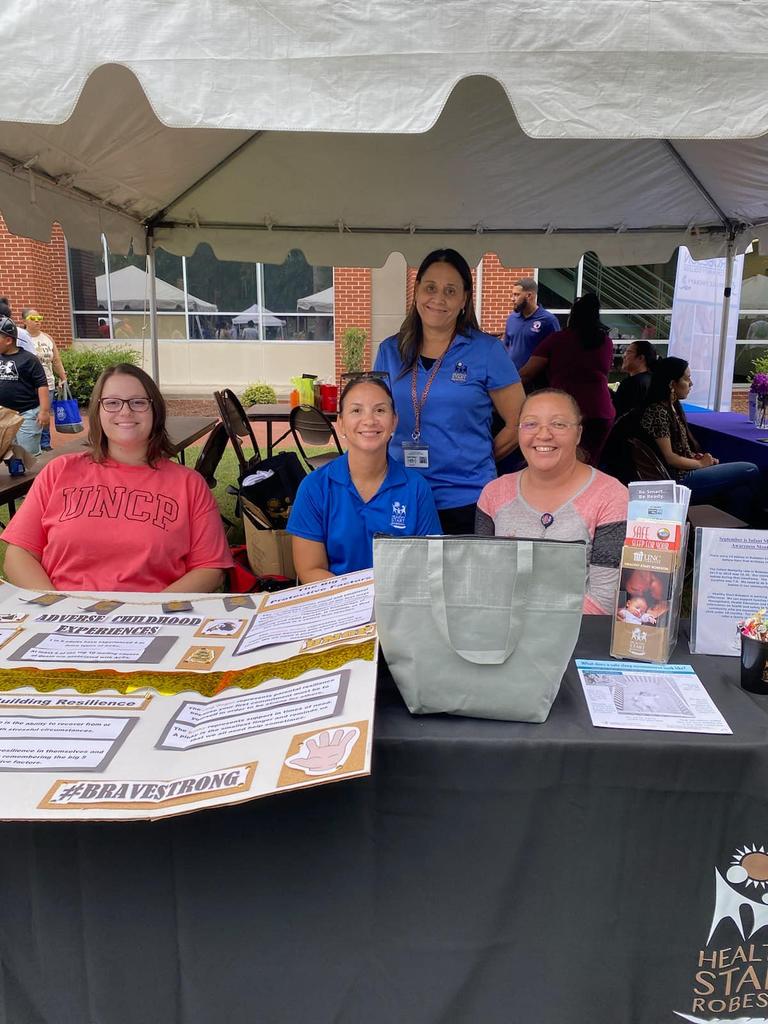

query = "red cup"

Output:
[[320, 384, 338, 413]]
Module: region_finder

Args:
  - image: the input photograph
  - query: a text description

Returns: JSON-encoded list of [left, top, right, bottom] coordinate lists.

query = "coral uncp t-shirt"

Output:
[[1, 453, 233, 592]]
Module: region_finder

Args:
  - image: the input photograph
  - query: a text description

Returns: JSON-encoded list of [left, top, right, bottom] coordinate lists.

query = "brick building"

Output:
[[1, 216, 537, 390]]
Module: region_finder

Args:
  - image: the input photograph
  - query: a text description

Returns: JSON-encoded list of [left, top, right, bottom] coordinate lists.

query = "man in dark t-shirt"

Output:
[[0, 316, 50, 456], [612, 339, 658, 419]]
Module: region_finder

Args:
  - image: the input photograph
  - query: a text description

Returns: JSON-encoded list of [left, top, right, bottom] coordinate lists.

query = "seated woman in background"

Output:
[[288, 374, 441, 583], [612, 338, 658, 418], [518, 293, 614, 466], [2, 364, 233, 592], [476, 389, 628, 615], [640, 357, 763, 524]]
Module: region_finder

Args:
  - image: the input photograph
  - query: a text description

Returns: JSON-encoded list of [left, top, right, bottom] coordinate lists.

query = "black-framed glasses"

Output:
[[99, 397, 153, 413]]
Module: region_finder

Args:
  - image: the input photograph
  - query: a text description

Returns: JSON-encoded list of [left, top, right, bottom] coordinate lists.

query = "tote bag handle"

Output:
[[426, 538, 534, 664]]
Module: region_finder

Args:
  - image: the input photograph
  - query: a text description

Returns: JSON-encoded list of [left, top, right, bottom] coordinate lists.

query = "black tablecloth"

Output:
[[2, 618, 768, 1024]]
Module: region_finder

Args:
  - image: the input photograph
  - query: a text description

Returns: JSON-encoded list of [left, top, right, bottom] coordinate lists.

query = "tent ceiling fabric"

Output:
[[2, 0, 767, 139], [0, 1, 767, 266]]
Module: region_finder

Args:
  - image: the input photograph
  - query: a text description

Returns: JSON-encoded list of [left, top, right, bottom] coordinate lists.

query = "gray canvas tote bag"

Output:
[[373, 535, 586, 722]]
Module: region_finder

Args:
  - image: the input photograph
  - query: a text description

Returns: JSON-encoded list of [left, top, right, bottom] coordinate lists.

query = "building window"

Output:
[[68, 241, 334, 343]]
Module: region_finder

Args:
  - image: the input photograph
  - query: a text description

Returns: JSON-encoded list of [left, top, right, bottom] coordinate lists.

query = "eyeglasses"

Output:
[[99, 397, 152, 413], [519, 419, 580, 434], [25, 314, 43, 322]]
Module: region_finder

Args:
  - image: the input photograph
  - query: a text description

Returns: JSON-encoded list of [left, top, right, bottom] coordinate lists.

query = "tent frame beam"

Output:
[[150, 219, 730, 238], [145, 132, 264, 232], [662, 141, 732, 229]]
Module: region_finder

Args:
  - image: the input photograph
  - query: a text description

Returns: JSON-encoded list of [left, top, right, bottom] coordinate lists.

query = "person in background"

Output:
[[374, 248, 524, 534], [518, 293, 615, 466], [476, 389, 628, 615], [502, 277, 560, 373], [20, 308, 67, 451], [0, 316, 49, 456], [97, 317, 111, 339], [612, 339, 658, 418], [2, 363, 232, 592], [640, 357, 763, 523], [0, 297, 35, 355], [287, 374, 441, 583]]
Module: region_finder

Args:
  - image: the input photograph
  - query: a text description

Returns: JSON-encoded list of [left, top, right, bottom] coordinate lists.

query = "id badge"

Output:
[[402, 441, 429, 468]]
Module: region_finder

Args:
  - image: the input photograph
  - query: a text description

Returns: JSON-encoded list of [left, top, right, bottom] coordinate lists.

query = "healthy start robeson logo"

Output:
[[676, 844, 768, 1022]]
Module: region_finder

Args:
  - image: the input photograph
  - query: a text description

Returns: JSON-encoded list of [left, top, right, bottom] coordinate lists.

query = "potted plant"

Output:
[[738, 609, 768, 694], [341, 326, 366, 375], [241, 381, 277, 406]]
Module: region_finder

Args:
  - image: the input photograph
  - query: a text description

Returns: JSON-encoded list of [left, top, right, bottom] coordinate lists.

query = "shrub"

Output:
[[241, 381, 277, 405], [61, 347, 140, 405], [341, 327, 366, 374]]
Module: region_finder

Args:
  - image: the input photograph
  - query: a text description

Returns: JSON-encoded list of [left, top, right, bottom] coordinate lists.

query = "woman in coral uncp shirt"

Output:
[[2, 364, 233, 593]]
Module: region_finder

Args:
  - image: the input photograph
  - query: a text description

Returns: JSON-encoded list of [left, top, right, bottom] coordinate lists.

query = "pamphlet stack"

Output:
[[610, 481, 691, 663]]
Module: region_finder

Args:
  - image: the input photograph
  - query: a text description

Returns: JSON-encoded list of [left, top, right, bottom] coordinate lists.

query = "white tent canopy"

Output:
[[95, 264, 217, 312], [297, 288, 334, 314], [0, 1, 767, 270], [232, 304, 285, 328]]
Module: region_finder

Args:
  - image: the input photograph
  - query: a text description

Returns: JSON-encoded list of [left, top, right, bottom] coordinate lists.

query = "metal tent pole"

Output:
[[712, 232, 736, 410], [146, 230, 160, 383]]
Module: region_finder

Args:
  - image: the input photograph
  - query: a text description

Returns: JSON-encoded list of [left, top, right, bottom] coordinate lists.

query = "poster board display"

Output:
[[0, 571, 377, 821]]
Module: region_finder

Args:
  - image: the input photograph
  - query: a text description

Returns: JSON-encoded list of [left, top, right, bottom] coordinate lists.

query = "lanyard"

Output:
[[410, 344, 452, 441]]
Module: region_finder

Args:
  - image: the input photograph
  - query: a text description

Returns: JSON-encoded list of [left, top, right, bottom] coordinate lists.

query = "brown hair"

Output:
[[87, 363, 174, 467], [339, 374, 394, 412], [520, 388, 583, 423], [396, 249, 479, 374]]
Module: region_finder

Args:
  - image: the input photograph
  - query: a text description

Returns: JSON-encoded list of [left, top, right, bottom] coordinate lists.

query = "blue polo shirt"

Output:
[[374, 328, 520, 509], [503, 306, 560, 370], [287, 453, 441, 576]]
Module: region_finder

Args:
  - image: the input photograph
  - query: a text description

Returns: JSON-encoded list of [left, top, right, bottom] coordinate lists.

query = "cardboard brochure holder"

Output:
[[610, 530, 687, 663]]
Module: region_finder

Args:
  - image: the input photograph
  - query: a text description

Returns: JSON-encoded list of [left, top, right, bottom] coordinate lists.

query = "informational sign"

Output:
[[0, 576, 377, 821], [668, 245, 744, 411], [690, 528, 768, 655], [576, 660, 731, 735]]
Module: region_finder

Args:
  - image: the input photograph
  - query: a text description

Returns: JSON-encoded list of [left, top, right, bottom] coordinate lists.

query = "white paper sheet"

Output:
[[237, 571, 374, 654], [690, 528, 768, 656], [576, 660, 732, 734]]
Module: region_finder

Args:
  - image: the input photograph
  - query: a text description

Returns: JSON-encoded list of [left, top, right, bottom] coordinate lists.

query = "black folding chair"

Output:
[[214, 389, 261, 476], [289, 404, 343, 470], [193, 422, 229, 488]]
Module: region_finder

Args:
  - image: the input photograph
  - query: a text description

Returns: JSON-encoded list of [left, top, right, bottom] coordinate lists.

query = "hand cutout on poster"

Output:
[[284, 727, 360, 777]]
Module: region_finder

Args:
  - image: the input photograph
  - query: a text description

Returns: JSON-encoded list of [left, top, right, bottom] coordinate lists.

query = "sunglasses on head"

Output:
[[339, 370, 392, 389]]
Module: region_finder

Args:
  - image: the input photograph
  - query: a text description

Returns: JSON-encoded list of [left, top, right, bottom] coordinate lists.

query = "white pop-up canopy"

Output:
[[232, 304, 285, 328], [297, 288, 334, 314], [1, 0, 767, 386], [95, 265, 217, 312]]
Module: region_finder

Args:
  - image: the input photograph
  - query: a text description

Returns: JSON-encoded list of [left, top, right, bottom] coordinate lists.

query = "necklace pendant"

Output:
[[540, 512, 554, 529]]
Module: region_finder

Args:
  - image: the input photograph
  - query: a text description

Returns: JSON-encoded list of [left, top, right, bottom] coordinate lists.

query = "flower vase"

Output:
[[741, 633, 768, 694], [758, 396, 768, 431], [748, 390, 757, 423]]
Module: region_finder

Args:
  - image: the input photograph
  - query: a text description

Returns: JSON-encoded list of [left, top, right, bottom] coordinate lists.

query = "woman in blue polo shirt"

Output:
[[374, 248, 525, 534], [287, 375, 441, 583]]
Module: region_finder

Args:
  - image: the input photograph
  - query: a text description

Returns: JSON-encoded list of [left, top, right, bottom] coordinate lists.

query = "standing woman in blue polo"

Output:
[[287, 375, 441, 583], [374, 248, 525, 534]]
